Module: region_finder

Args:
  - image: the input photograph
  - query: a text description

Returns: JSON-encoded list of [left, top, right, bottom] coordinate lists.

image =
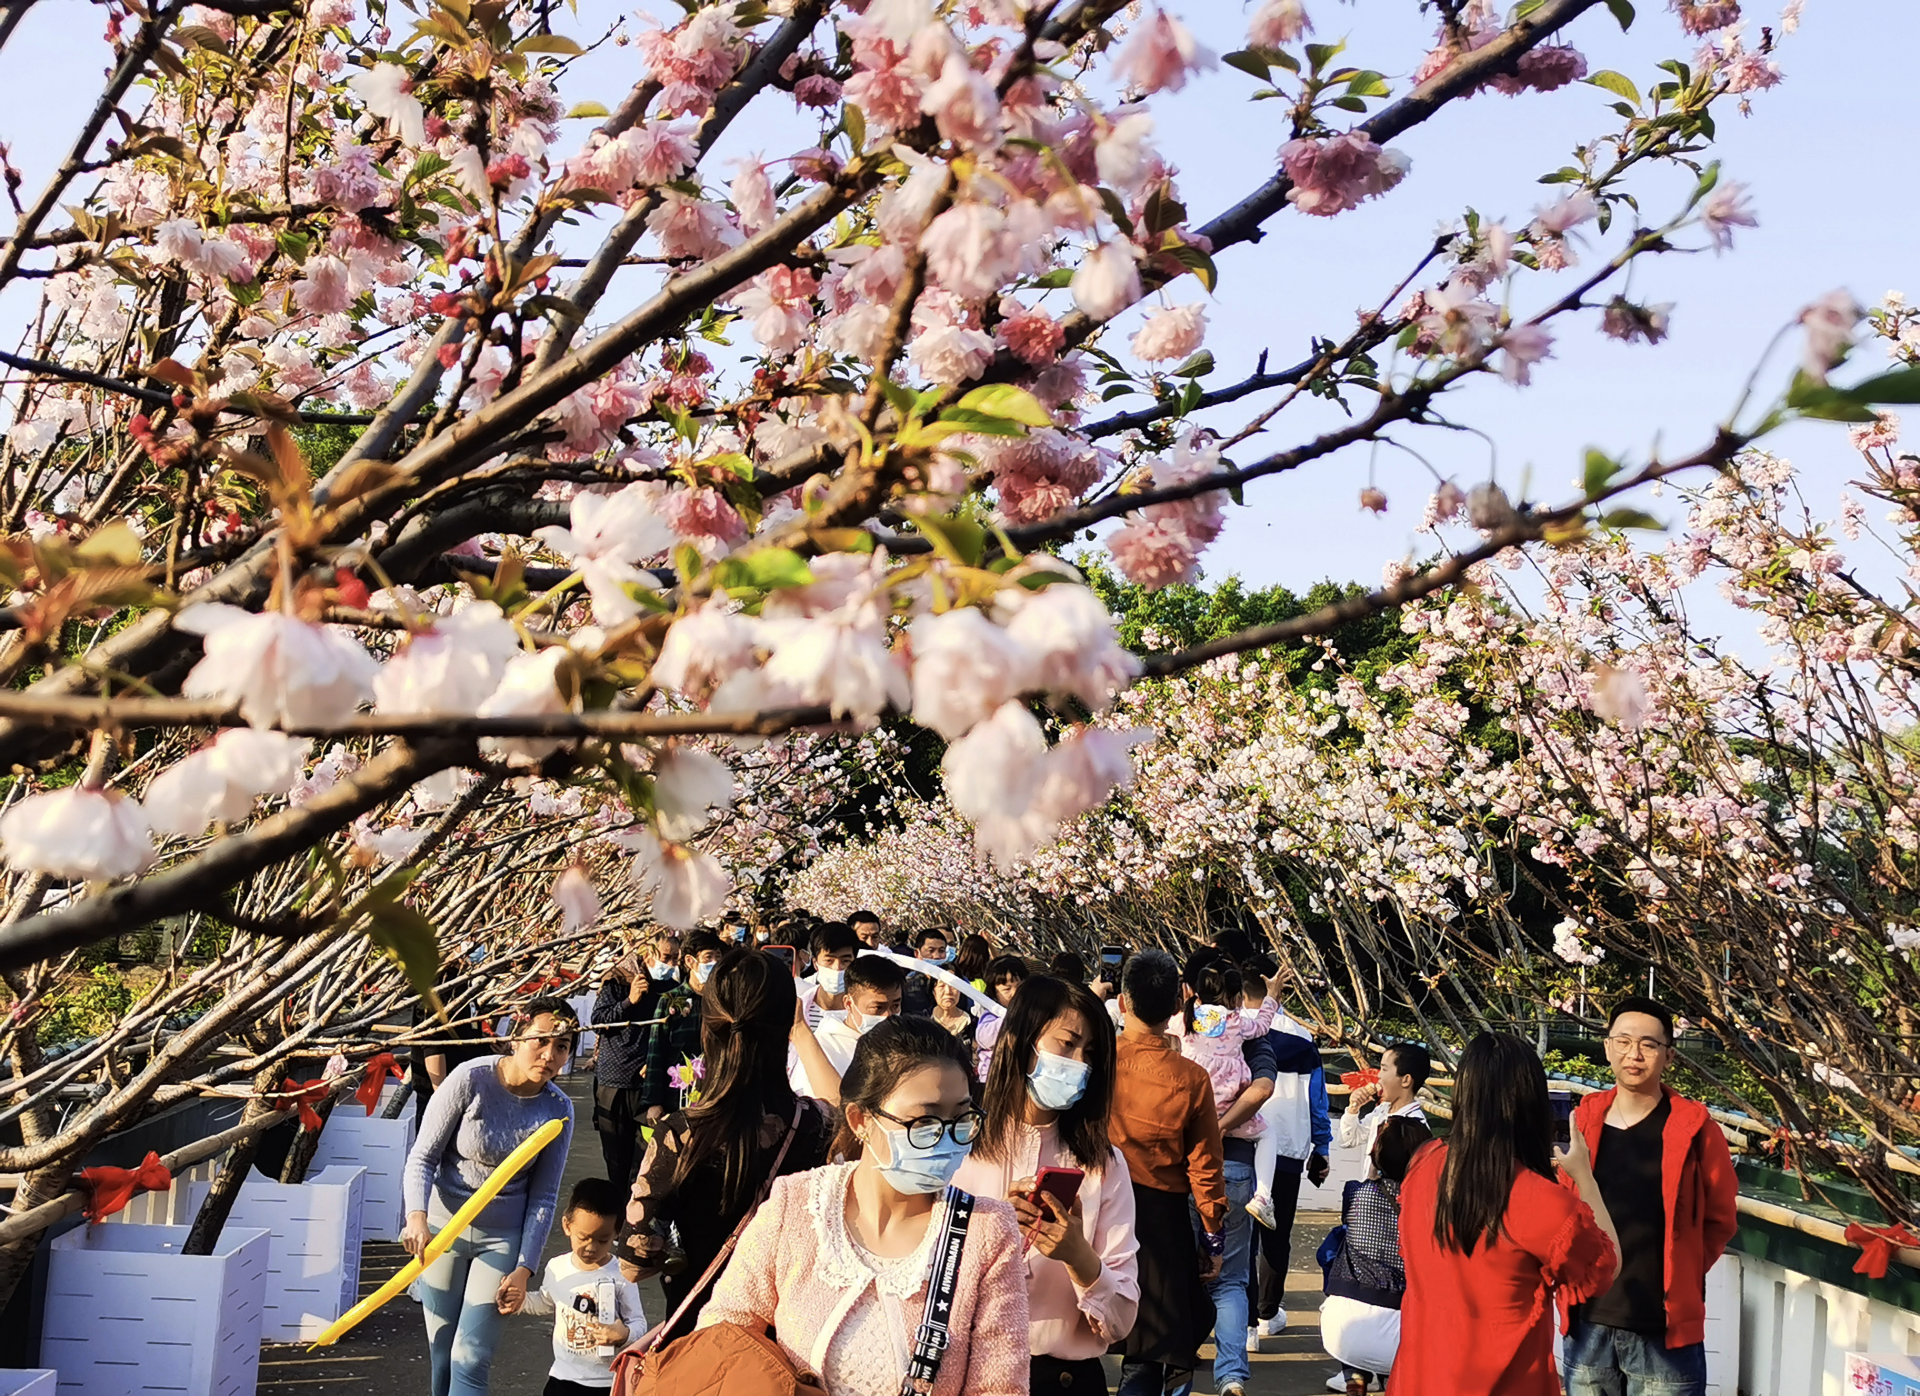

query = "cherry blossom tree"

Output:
[[1, 0, 1906, 1276]]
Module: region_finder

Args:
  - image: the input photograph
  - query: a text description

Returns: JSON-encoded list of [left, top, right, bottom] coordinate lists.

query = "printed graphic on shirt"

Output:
[[559, 1279, 619, 1355]]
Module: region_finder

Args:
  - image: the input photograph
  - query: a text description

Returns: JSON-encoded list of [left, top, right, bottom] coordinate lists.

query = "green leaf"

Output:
[[912, 513, 986, 567], [1222, 49, 1271, 81], [716, 547, 815, 591], [1585, 70, 1640, 105], [406, 152, 451, 187], [565, 101, 610, 119], [1096, 186, 1135, 236], [1605, 0, 1635, 29], [1785, 370, 1878, 423], [843, 103, 867, 154], [878, 376, 919, 420], [1842, 365, 1920, 404], [1303, 40, 1345, 73], [674, 543, 703, 584], [1167, 242, 1217, 291], [1582, 449, 1623, 497], [366, 901, 441, 1008], [1171, 350, 1215, 378], [935, 409, 1032, 437], [955, 384, 1052, 428], [1344, 70, 1391, 98], [1030, 268, 1075, 289], [515, 32, 585, 54], [1597, 507, 1664, 532], [275, 229, 311, 265], [706, 451, 756, 481]]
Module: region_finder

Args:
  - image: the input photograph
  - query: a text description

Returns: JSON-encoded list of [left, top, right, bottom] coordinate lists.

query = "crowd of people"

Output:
[[395, 914, 1741, 1396]]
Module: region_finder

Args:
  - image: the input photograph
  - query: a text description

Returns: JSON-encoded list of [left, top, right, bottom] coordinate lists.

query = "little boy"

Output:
[[518, 1177, 646, 1396]]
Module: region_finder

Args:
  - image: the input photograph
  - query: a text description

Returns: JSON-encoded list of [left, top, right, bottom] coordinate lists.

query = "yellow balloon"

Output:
[[307, 1115, 567, 1349]]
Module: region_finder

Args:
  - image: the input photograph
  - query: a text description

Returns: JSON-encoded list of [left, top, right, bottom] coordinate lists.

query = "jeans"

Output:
[[1564, 1318, 1708, 1396], [418, 1222, 519, 1396], [1117, 1361, 1193, 1396], [1189, 1158, 1256, 1390]]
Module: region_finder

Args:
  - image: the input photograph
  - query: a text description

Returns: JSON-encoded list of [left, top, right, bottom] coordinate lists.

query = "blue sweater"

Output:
[[403, 1056, 575, 1274]]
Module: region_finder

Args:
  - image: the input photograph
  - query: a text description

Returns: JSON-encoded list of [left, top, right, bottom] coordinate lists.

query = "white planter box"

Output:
[[220, 1165, 367, 1343], [41, 1222, 270, 1396], [0, 1372, 57, 1396], [309, 1088, 415, 1242]]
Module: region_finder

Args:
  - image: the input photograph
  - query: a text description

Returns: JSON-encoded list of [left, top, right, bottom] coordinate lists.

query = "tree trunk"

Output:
[[380, 1079, 414, 1120], [182, 1065, 281, 1256], [0, 1160, 77, 1312], [277, 1089, 338, 1185]]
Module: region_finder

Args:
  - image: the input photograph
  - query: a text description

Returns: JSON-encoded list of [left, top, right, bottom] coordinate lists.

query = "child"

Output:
[[517, 1177, 646, 1396], [1179, 957, 1283, 1207]]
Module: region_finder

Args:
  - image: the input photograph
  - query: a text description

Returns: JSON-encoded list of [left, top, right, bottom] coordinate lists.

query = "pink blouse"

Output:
[[698, 1161, 1030, 1396], [953, 1122, 1140, 1360]]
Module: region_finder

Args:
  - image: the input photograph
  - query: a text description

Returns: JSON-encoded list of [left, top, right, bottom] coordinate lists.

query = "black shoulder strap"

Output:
[[900, 1186, 974, 1395]]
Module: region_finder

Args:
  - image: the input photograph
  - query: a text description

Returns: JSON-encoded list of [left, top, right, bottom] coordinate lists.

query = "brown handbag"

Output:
[[610, 1104, 821, 1396]]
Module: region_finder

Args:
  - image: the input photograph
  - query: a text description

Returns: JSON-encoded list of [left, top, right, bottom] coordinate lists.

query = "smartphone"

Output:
[[1030, 1165, 1085, 1218], [1098, 945, 1128, 980], [765, 944, 796, 975], [1549, 1089, 1574, 1148]]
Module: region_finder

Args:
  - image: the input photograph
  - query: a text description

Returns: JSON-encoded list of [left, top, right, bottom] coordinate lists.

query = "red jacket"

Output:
[[1557, 1085, 1740, 1348]]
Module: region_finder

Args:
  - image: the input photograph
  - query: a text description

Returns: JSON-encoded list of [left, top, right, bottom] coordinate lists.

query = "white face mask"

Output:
[[815, 965, 847, 996]]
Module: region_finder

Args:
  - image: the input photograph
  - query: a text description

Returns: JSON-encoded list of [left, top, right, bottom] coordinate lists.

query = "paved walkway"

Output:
[[263, 1074, 1347, 1396]]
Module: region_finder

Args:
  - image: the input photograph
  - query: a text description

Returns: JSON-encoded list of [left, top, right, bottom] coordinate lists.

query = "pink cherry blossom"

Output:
[[1071, 241, 1142, 320], [1002, 583, 1139, 709], [909, 607, 1038, 739], [178, 604, 380, 729], [1113, 10, 1217, 95], [373, 601, 523, 715], [476, 647, 574, 766], [1590, 662, 1650, 728], [347, 63, 425, 147], [1496, 323, 1554, 385], [730, 156, 776, 233], [292, 255, 354, 315], [1798, 290, 1861, 382], [921, 53, 1003, 150], [735, 265, 820, 356], [1278, 133, 1410, 216], [977, 428, 1103, 524], [908, 323, 996, 385], [1130, 304, 1207, 363], [650, 597, 761, 699], [1672, 0, 1742, 36], [1699, 182, 1757, 251], [0, 785, 154, 880], [1094, 111, 1156, 189], [996, 300, 1065, 366], [628, 830, 731, 929], [653, 746, 734, 840], [647, 192, 740, 260], [1248, 0, 1312, 45], [552, 865, 601, 931]]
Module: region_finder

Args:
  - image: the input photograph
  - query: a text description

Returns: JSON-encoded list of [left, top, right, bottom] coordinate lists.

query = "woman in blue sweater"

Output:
[[403, 996, 577, 1396]]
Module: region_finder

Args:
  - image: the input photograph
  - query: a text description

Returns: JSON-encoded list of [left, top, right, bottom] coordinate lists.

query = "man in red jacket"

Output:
[[1559, 996, 1740, 1396]]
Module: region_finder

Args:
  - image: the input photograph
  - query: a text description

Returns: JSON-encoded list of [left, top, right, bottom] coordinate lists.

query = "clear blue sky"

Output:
[[2, 1, 1908, 654]]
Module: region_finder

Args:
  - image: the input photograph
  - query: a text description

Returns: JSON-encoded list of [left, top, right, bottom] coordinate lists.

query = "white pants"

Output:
[[1320, 1294, 1401, 1376]]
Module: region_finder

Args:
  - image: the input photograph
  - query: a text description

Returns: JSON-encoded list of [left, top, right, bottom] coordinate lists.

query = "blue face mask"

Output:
[[816, 966, 847, 995], [1027, 1048, 1091, 1112], [691, 961, 714, 989], [866, 1120, 972, 1195], [941, 947, 955, 965], [649, 963, 678, 982]]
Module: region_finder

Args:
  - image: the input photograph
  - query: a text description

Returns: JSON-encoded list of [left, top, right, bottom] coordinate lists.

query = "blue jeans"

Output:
[[1189, 1158, 1256, 1390], [1564, 1317, 1707, 1396], [418, 1222, 519, 1396]]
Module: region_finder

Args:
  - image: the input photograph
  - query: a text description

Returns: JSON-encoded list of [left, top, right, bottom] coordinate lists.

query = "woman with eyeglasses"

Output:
[[699, 1015, 1030, 1396], [956, 975, 1140, 1395]]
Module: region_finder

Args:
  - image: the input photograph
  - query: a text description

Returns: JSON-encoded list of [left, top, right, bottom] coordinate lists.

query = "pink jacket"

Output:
[[699, 1162, 1030, 1396], [954, 1123, 1141, 1361]]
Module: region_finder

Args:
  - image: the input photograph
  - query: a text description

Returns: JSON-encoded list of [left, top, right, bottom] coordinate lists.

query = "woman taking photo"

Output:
[[1396, 1032, 1620, 1395], [619, 947, 839, 1343], [956, 975, 1140, 1395], [403, 996, 578, 1396], [698, 1016, 1030, 1396]]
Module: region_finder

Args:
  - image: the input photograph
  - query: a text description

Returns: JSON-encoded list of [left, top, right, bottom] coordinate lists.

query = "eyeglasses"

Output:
[[869, 1105, 983, 1150], [1606, 1034, 1671, 1057]]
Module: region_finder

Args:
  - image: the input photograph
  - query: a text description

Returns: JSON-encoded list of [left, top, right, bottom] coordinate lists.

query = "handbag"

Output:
[[610, 1103, 811, 1396]]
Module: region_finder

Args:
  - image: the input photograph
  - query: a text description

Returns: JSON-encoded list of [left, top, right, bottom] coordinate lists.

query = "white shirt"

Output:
[[790, 1005, 859, 1097], [1339, 1098, 1428, 1174], [523, 1253, 646, 1387]]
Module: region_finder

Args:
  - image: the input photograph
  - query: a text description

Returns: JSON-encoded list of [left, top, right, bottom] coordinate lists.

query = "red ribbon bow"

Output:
[[78, 1151, 173, 1223], [1843, 1221, 1920, 1280], [1341, 1069, 1380, 1090], [355, 1053, 401, 1115], [281, 1077, 330, 1131]]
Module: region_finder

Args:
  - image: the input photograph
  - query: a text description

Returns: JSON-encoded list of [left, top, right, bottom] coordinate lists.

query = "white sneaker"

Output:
[[1327, 1376, 1350, 1393], [1245, 1192, 1278, 1229], [1256, 1311, 1288, 1337]]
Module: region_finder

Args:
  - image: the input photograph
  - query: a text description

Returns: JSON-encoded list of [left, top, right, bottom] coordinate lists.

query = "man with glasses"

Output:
[[1560, 996, 1739, 1396]]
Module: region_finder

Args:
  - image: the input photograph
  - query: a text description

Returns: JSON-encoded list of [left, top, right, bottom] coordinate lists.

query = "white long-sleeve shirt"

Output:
[[1339, 1097, 1428, 1170]]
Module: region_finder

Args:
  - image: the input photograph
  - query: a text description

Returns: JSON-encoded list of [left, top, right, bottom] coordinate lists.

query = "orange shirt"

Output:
[[1109, 1027, 1228, 1234]]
